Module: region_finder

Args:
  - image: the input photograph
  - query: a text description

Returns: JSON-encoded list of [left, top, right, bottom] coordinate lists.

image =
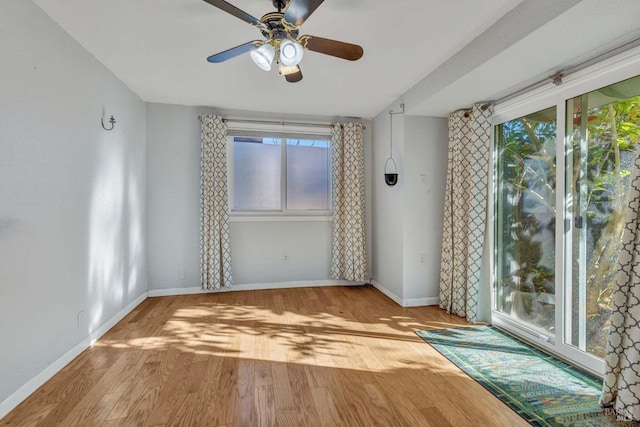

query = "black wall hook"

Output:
[[101, 115, 116, 131]]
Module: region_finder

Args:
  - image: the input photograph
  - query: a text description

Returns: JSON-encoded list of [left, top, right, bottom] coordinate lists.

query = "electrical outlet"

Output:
[[178, 269, 186, 280], [283, 254, 289, 263], [419, 254, 426, 264]]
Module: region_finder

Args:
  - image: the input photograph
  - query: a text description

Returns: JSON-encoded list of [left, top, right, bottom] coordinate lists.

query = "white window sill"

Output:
[[229, 215, 332, 222]]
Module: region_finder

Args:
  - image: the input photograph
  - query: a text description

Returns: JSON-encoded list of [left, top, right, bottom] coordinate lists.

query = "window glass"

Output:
[[233, 137, 281, 210], [286, 139, 330, 210], [565, 74, 640, 358], [494, 106, 557, 333]]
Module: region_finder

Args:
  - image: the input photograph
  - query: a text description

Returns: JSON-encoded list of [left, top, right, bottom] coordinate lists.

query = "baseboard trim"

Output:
[[370, 280, 403, 306], [370, 280, 439, 307], [403, 297, 440, 307], [0, 292, 148, 420], [147, 279, 366, 297]]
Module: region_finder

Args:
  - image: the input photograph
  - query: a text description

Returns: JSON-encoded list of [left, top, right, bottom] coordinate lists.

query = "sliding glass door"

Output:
[[492, 73, 640, 374]]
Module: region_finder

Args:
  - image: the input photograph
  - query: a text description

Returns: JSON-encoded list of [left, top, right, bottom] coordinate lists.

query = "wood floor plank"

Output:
[[106, 380, 149, 421], [163, 392, 199, 427], [274, 409, 298, 427], [287, 363, 320, 427], [372, 381, 434, 427], [53, 350, 146, 426], [255, 385, 275, 427], [309, 387, 342, 427], [254, 360, 272, 388], [328, 370, 377, 427], [232, 359, 256, 426], [270, 363, 295, 411], [0, 402, 57, 427], [419, 407, 454, 427], [0, 286, 530, 427], [121, 386, 161, 427], [66, 392, 123, 426], [62, 345, 122, 373], [142, 352, 194, 426], [192, 355, 224, 425], [362, 382, 405, 426], [209, 354, 238, 426]]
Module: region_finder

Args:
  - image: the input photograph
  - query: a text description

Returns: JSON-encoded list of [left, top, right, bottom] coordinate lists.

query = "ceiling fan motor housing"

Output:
[[259, 12, 299, 40]]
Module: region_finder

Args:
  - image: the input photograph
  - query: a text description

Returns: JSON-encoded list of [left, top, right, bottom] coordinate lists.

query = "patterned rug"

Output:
[[416, 326, 638, 427]]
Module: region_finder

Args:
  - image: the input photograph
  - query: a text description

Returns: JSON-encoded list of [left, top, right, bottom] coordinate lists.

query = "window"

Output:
[[230, 136, 330, 213]]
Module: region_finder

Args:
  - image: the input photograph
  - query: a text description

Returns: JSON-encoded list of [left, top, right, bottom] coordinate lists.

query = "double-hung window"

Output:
[[229, 134, 331, 215]]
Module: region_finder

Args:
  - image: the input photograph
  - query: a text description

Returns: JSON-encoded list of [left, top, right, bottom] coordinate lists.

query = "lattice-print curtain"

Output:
[[600, 143, 640, 421], [439, 104, 493, 323], [200, 114, 233, 289], [331, 122, 367, 281]]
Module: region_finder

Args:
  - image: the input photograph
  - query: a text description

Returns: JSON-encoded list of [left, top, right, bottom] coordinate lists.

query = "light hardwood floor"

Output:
[[1, 285, 529, 426]]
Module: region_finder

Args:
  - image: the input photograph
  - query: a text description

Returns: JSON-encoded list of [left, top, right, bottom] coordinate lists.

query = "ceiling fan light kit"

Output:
[[279, 39, 304, 67], [203, 0, 364, 83], [250, 43, 276, 71]]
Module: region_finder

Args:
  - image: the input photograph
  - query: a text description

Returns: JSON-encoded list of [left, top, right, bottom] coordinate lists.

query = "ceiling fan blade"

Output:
[[285, 66, 303, 83], [300, 36, 363, 61], [202, 0, 263, 27], [207, 41, 261, 63], [284, 0, 324, 26]]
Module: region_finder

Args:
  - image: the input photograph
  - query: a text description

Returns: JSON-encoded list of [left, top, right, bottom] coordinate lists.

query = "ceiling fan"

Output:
[[203, 0, 364, 83]]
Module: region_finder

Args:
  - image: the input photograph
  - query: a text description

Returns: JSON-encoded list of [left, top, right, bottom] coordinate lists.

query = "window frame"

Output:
[[227, 124, 333, 220]]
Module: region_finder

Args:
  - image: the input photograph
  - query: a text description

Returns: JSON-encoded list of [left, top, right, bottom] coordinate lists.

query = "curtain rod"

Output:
[[493, 35, 640, 105], [197, 116, 366, 129], [225, 118, 331, 128]]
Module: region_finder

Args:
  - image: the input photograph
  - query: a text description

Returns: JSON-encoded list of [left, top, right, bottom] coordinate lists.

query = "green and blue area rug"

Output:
[[417, 325, 638, 427]]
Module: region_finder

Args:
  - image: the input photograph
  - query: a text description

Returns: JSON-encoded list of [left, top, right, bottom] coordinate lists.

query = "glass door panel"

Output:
[[565, 75, 640, 358], [495, 107, 557, 333]]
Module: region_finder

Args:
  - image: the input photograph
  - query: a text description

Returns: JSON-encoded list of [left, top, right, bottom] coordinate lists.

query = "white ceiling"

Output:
[[32, 0, 640, 119]]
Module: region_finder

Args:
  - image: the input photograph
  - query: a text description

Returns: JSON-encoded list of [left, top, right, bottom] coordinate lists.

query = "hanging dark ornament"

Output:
[[385, 103, 404, 187], [384, 158, 398, 186]]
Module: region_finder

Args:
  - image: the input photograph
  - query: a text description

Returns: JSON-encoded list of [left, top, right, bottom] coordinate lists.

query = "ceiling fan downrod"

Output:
[[272, 0, 287, 13]]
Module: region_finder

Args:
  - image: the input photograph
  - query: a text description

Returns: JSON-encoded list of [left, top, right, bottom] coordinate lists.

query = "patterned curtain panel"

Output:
[[600, 144, 640, 422], [331, 122, 367, 281], [200, 114, 233, 290], [439, 104, 493, 323]]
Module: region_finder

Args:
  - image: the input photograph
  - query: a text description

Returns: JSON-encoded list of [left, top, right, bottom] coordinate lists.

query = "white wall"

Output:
[[146, 104, 209, 290], [146, 103, 372, 290], [371, 109, 405, 298], [371, 104, 448, 305], [0, 0, 147, 407], [402, 116, 448, 301], [229, 221, 332, 284]]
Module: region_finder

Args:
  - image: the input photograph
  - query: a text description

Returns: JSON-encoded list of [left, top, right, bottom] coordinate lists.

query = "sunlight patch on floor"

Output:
[[89, 302, 469, 378]]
